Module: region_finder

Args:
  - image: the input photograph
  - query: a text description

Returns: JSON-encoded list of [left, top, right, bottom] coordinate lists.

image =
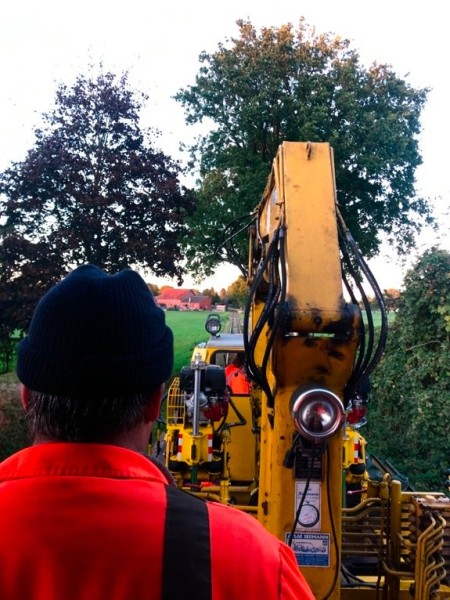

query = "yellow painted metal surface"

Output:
[[225, 394, 257, 482], [259, 142, 342, 310], [251, 142, 361, 599], [162, 142, 450, 599]]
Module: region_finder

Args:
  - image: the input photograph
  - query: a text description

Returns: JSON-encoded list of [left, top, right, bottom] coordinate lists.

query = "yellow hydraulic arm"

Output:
[[245, 142, 361, 599]]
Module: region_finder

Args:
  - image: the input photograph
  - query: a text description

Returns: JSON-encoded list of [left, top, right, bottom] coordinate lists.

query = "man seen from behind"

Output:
[[0, 265, 314, 600]]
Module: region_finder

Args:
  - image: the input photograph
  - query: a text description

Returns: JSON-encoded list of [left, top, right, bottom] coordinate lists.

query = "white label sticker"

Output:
[[295, 481, 321, 531]]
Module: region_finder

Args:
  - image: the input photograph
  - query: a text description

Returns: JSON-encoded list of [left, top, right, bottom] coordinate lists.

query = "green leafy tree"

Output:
[[202, 286, 220, 304], [227, 276, 248, 308], [367, 248, 450, 490], [176, 19, 431, 278], [0, 69, 194, 337]]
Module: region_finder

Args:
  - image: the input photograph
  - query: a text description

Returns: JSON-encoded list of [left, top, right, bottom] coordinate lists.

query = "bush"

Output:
[[367, 248, 450, 490], [0, 338, 18, 375], [0, 374, 31, 460]]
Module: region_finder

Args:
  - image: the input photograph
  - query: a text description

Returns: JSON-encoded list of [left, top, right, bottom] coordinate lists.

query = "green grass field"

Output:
[[361, 310, 396, 329], [165, 311, 230, 376]]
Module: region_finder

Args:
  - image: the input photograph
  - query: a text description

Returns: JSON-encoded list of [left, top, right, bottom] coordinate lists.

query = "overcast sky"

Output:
[[1, 0, 448, 290]]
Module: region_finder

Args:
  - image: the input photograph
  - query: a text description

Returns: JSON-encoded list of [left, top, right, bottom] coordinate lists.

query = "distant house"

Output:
[[155, 287, 212, 311], [215, 304, 227, 312]]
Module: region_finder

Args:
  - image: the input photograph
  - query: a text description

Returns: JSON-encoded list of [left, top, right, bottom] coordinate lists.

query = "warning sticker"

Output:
[[286, 532, 330, 567]]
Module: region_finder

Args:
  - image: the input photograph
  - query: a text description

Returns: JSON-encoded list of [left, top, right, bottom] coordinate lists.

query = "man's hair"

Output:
[[25, 389, 153, 443]]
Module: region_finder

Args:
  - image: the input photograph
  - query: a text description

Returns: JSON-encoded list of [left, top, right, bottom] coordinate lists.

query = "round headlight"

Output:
[[205, 314, 222, 336], [290, 386, 344, 441]]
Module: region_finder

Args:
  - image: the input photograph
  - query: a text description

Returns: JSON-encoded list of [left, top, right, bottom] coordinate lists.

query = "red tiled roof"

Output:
[[157, 288, 195, 300]]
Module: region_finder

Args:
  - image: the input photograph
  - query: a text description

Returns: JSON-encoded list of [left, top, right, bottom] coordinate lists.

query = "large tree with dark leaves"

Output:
[[0, 69, 194, 336], [176, 19, 432, 278]]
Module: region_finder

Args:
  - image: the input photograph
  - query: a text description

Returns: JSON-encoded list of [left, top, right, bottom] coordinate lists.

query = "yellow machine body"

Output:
[[250, 142, 360, 598], [160, 142, 450, 599], [163, 334, 257, 505]]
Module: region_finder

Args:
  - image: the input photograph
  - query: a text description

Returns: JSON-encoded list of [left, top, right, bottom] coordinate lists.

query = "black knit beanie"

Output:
[[17, 265, 174, 397]]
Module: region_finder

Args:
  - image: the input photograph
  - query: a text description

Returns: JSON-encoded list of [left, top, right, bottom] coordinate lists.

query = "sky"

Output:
[[1, 0, 448, 292]]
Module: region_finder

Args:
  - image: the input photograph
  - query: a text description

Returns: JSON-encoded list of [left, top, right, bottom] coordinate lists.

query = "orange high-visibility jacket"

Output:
[[0, 443, 314, 600], [225, 364, 251, 394]]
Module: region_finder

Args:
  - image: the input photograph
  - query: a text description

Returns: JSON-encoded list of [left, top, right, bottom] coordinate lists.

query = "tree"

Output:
[[383, 288, 401, 312], [176, 19, 432, 278], [202, 286, 220, 304], [147, 283, 160, 297], [0, 69, 194, 336], [227, 276, 248, 308], [367, 248, 450, 490]]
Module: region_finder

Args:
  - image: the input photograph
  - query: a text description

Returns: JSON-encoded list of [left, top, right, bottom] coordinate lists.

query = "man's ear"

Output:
[[20, 384, 30, 411], [144, 384, 165, 423]]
